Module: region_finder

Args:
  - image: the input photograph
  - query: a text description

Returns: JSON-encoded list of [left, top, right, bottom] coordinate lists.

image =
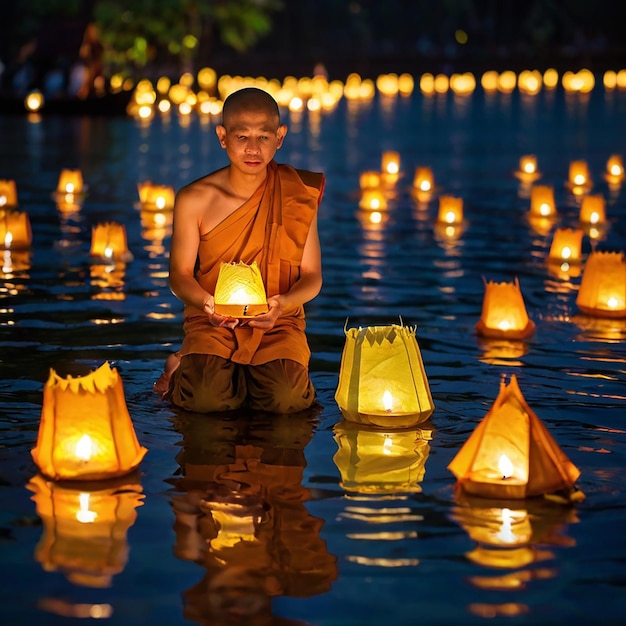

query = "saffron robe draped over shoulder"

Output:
[[179, 160, 325, 366]]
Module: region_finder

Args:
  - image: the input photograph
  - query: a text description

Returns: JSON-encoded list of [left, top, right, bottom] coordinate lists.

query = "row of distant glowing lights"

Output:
[[357, 150, 626, 323]]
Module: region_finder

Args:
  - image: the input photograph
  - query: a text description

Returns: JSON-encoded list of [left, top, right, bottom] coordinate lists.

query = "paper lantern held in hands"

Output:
[[576, 251, 626, 318], [447, 374, 582, 500], [31, 361, 148, 481], [335, 322, 435, 429], [213, 261, 268, 317], [475, 277, 535, 339]]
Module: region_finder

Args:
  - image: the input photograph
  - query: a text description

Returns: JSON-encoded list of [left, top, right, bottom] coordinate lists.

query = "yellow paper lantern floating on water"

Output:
[[359, 170, 382, 191], [90, 222, 134, 262], [27, 473, 144, 588], [412, 166, 434, 194], [566, 160, 592, 193], [1, 209, 32, 249], [437, 195, 464, 224], [137, 181, 175, 211], [547, 228, 584, 265], [475, 277, 535, 339], [334, 322, 435, 429], [333, 420, 433, 494], [31, 361, 148, 481], [213, 261, 268, 317], [447, 374, 582, 500], [359, 188, 388, 211], [579, 194, 606, 226], [0, 179, 18, 208], [576, 251, 626, 318], [381, 150, 400, 185], [604, 154, 624, 186], [514, 155, 541, 183], [529, 185, 557, 219], [56, 169, 84, 195]]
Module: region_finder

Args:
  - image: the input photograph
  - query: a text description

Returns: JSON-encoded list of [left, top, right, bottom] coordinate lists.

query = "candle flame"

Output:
[[539, 202, 552, 216], [76, 492, 97, 523], [0, 195, 6, 207], [382, 390, 393, 412], [65, 183, 75, 194], [523, 162, 535, 174], [75, 434, 93, 461], [561, 246, 571, 260], [420, 180, 431, 191], [155, 196, 166, 210], [386, 162, 399, 175], [4, 231, 12, 248], [573, 174, 585, 186], [227, 288, 249, 304], [607, 296, 620, 309], [445, 210, 456, 224], [498, 453, 514, 479], [609, 163, 622, 176], [104, 246, 114, 259], [497, 320, 511, 331], [589, 211, 599, 224]]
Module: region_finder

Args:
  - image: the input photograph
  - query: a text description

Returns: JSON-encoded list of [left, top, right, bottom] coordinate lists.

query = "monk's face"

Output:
[[216, 109, 287, 175]]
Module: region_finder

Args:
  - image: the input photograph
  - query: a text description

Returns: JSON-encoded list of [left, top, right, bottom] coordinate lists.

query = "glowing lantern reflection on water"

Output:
[[27, 473, 144, 587], [447, 374, 582, 500], [475, 278, 535, 339], [334, 322, 435, 428], [31, 361, 148, 481], [576, 251, 626, 318], [213, 261, 268, 317]]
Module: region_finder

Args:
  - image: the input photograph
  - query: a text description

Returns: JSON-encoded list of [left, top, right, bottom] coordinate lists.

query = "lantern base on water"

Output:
[[475, 319, 536, 340]]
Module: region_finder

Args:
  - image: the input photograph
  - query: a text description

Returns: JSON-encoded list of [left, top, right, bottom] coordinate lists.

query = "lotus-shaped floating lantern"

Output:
[[334, 322, 435, 428], [1, 209, 32, 249], [137, 181, 175, 211], [90, 222, 134, 262], [31, 361, 148, 481], [514, 155, 541, 183], [27, 473, 144, 587], [475, 277, 535, 339], [333, 420, 432, 494], [447, 374, 582, 500], [604, 154, 624, 186], [576, 251, 626, 318], [56, 169, 85, 196], [0, 179, 18, 208], [529, 185, 557, 219], [547, 228, 584, 265], [214, 261, 268, 317], [437, 195, 464, 224]]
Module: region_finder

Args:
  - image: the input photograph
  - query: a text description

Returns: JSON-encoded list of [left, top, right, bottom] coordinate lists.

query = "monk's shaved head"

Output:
[[221, 87, 281, 128]]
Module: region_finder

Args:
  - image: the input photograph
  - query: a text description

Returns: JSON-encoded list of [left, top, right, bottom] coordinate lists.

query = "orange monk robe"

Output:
[[180, 161, 325, 366]]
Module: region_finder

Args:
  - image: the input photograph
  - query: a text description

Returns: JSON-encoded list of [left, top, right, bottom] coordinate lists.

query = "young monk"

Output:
[[154, 87, 325, 414]]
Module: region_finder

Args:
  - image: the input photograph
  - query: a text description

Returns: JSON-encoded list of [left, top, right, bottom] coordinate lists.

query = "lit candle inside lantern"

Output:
[[498, 453, 514, 479], [90, 222, 134, 262], [383, 390, 394, 413], [359, 188, 388, 211], [475, 278, 536, 339], [576, 251, 626, 318], [56, 169, 84, 196], [381, 150, 400, 185], [0, 180, 18, 208], [437, 195, 463, 224], [75, 434, 93, 461], [547, 228, 583, 264], [567, 160, 592, 192], [0, 209, 32, 249], [213, 261, 268, 317], [137, 181, 175, 211], [515, 155, 541, 183], [579, 194, 606, 225], [529, 185, 556, 218], [604, 154, 624, 185]]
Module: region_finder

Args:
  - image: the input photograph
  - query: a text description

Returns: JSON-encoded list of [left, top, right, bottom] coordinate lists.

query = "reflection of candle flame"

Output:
[[495, 507, 515, 544], [498, 454, 514, 479], [76, 492, 97, 523], [383, 390, 393, 412], [75, 434, 93, 461], [370, 211, 382, 224], [383, 435, 393, 455]]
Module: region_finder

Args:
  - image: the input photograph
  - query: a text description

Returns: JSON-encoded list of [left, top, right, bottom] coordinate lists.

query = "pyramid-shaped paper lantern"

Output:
[[27, 473, 144, 587], [529, 185, 556, 218], [333, 420, 432, 493], [57, 169, 84, 195], [31, 362, 148, 481], [475, 278, 535, 339], [413, 166, 434, 193], [447, 375, 581, 499], [213, 261, 268, 317], [579, 194, 606, 225], [335, 323, 435, 428], [576, 251, 626, 318], [604, 154, 624, 186], [567, 159, 592, 191], [90, 222, 134, 262], [137, 181, 175, 211], [547, 228, 583, 265], [437, 195, 464, 224]]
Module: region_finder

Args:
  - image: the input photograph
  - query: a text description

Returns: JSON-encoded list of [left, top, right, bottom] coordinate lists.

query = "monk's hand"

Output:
[[247, 296, 282, 330], [202, 294, 239, 329]]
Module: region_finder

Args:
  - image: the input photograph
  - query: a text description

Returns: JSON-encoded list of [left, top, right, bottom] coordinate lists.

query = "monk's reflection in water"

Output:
[[168, 407, 338, 625]]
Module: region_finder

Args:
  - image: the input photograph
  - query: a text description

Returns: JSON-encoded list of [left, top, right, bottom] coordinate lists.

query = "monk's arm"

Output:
[[168, 188, 212, 311]]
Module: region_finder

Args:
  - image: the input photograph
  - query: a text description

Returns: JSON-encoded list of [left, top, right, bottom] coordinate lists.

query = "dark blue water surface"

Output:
[[1, 84, 626, 626]]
